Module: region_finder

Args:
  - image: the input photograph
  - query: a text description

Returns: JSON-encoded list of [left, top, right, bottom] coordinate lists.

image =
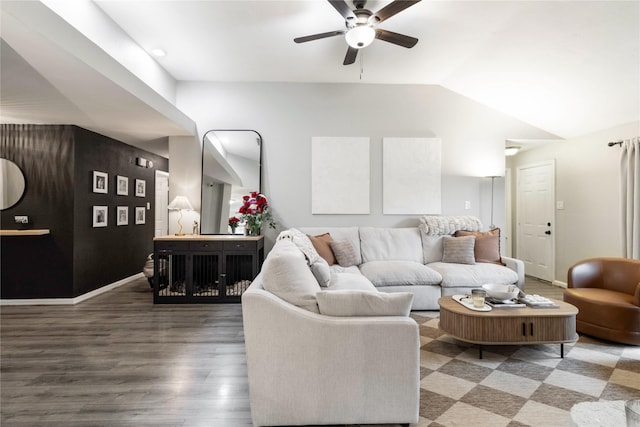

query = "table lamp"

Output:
[[168, 196, 193, 236]]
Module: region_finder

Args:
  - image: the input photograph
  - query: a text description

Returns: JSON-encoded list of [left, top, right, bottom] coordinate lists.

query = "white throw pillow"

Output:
[[310, 257, 331, 287], [261, 240, 321, 313], [289, 228, 322, 265], [316, 290, 414, 317], [441, 235, 476, 265], [359, 260, 442, 286]]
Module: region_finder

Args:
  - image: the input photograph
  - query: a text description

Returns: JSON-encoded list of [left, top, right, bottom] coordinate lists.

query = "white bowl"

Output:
[[482, 283, 519, 301]]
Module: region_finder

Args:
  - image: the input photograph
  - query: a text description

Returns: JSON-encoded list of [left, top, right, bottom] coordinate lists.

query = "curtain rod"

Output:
[[608, 140, 623, 147]]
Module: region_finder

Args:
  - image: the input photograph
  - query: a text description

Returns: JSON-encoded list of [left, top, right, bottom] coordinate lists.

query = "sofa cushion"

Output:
[[359, 260, 442, 287], [330, 239, 359, 267], [360, 227, 423, 263], [329, 272, 377, 291], [316, 290, 414, 317], [428, 261, 519, 288], [456, 228, 503, 265], [308, 233, 337, 265], [261, 240, 321, 313], [421, 234, 445, 264], [442, 235, 476, 264]]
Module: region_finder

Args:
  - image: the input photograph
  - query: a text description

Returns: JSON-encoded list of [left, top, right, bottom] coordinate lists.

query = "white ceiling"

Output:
[[2, 0, 639, 148]]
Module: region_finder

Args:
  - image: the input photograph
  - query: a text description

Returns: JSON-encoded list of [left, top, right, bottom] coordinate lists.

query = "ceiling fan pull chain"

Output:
[[360, 50, 364, 80]]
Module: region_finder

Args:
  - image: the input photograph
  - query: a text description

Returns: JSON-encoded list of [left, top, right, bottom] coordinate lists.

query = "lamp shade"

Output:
[[345, 25, 375, 48], [505, 146, 520, 156], [168, 196, 193, 211]]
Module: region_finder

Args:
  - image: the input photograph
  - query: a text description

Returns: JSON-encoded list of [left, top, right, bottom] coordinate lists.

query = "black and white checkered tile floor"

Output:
[[412, 312, 640, 427]]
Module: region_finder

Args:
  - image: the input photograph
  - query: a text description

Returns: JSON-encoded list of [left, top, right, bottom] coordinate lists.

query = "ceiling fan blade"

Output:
[[375, 28, 418, 48], [343, 46, 358, 65], [294, 30, 345, 43], [373, 0, 421, 24], [328, 0, 356, 20]]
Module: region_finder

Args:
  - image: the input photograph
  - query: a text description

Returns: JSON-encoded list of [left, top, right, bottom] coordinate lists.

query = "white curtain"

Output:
[[621, 137, 640, 259]]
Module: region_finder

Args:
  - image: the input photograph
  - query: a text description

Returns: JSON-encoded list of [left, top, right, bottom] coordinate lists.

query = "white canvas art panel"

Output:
[[312, 137, 370, 214], [383, 137, 442, 214]]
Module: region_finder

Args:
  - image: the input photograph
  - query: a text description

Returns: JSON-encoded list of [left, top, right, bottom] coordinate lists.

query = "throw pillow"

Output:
[[307, 233, 337, 265], [455, 228, 504, 265], [442, 235, 476, 265], [261, 240, 321, 313], [310, 257, 331, 287], [330, 239, 359, 267], [289, 228, 322, 265], [316, 290, 414, 317]]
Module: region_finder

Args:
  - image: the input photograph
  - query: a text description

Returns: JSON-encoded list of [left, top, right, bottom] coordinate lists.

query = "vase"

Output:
[[248, 224, 261, 236], [230, 225, 237, 235]]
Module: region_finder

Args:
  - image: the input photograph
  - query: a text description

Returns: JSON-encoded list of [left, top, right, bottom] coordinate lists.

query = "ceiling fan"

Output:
[[294, 0, 422, 65]]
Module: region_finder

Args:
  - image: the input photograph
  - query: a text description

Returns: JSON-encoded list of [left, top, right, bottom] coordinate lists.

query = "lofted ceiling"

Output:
[[1, 0, 639, 150]]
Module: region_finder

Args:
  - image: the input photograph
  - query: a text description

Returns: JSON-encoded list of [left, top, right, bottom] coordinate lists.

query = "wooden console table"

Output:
[[153, 235, 264, 304], [438, 296, 578, 358]]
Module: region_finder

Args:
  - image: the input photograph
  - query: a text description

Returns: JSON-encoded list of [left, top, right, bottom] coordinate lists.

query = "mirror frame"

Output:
[[0, 158, 26, 210], [200, 129, 262, 234]]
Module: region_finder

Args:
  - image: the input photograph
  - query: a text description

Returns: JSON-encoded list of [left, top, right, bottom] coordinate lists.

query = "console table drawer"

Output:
[[190, 241, 222, 251], [224, 240, 257, 251]]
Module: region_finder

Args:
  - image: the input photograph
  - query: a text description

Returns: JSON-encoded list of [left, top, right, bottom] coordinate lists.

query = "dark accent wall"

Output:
[[1, 124, 168, 299]]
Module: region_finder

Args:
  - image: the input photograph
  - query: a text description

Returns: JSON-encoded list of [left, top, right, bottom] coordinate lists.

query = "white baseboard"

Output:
[[552, 280, 568, 289], [0, 273, 143, 306]]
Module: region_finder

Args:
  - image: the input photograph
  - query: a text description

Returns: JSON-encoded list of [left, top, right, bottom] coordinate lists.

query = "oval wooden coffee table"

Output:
[[438, 296, 578, 359]]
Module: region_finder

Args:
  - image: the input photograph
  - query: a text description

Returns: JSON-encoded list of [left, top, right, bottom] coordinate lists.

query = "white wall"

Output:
[[507, 120, 640, 284], [175, 82, 558, 244], [168, 135, 201, 235]]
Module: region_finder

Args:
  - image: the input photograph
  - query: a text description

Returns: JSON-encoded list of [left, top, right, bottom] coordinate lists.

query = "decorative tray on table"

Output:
[[452, 295, 492, 312]]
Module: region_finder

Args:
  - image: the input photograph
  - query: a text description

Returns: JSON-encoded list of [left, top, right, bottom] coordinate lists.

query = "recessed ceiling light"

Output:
[[150, 48, 166, 57]]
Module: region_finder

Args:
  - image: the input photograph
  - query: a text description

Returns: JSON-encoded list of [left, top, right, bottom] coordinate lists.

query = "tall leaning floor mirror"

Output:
[[200, 130, 262, 234]]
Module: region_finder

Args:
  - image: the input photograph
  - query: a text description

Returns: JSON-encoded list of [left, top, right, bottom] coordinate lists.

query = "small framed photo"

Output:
[[135, 179, 146, 197], [116, 206, 128, 226], [93, 171, 108, 194], [93, 206, 108, 227], [135, 206, 146, 225], [116, 175, 128, 196]]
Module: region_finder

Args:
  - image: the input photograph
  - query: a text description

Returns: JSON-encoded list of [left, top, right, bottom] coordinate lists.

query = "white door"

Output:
[[517, 161, 555, 282], [155, 171, 169, 237]]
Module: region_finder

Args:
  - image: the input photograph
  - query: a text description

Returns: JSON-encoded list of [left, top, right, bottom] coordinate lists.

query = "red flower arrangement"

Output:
[[238, 191, 275, 236]]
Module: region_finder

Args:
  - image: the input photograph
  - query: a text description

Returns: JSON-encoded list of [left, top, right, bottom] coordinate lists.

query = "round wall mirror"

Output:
[[0, 158, 26, 210]]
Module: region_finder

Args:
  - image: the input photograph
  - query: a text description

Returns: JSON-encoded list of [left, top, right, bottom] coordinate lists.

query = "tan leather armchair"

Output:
[[564, 257, 640, 345]]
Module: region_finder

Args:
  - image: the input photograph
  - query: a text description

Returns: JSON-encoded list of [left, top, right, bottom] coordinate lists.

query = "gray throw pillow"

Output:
[[442, 235, 476, 265], [330, 239, 359, 267]]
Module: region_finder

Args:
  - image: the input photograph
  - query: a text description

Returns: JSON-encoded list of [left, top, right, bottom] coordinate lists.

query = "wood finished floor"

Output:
[[1, 276, 564, 426]]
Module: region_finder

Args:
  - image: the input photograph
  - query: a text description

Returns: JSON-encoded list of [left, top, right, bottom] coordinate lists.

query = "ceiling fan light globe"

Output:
[[345, 26, 375, 49]]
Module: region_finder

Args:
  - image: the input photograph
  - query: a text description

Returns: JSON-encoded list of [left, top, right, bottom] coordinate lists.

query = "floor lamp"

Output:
[[488, 176, 499, 230], [168, 196, 193, 236]]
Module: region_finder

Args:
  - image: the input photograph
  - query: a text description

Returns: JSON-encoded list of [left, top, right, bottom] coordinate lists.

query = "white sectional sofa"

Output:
[[242, 222, 524, 426], [300, 225, 524, 310]]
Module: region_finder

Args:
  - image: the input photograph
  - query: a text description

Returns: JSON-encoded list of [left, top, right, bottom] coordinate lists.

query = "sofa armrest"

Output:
[[635, 282, 640, 306], [242, 284, 420, 427], [502, 256, 525, 289]]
